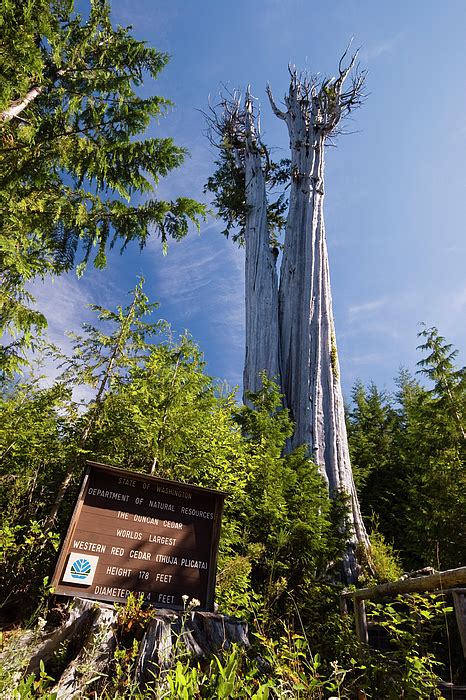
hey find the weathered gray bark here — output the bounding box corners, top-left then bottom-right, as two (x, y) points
(267, 65), (370, 563)
(207, 91), (280, 399)
(342, 566), (466, 602)
(53, 603), (118, 698)
(208, 55), (371, 579)
(136, 609), (249, 686)
(243, 92), (281, 397)
(4, 599), (249, 696)
(267, 78), (323, 455)
(27, 598), (99, 676)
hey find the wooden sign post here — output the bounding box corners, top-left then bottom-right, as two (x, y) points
(51, 462), (225, 611)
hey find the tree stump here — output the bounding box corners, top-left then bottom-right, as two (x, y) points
(53, 602), (118, 698)
(136, 609), (250, 686)
(3, 598), (249, 698)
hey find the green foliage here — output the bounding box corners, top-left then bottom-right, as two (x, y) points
(348, 327), (465, 571)
(86, 333), (236, 478)
(360, 593), (452, 699)
(0, 520), (59, 616)
(1, 3), (462, 693)
(0, 377), (72, 514)
(1, 293), (462, 696)
(7, 660), (56, 700)
(0, 0), (206, 371)
(42, 278), (168, 531)
(369, 530), (403, 584)
(204, 148), (248, 242)
(93, 595), (277, 698)
(330, 334), (338, 378)
(0, 287), (345, 631)
(0, 618), (59, 698)
(99, 595), (348, 700)
(59, 277), (165, 396)
(348, 380), (397, 494)
(0, 372), (71, 616)
(163, 646), (275, 699)
(102, 642), (276, 699)
(115, 593), (156, 635)
(356, 517), (403, 587)
(204, 146), (289, 246)
(417, 324), (466, 440)
(225, 377), (348, 625)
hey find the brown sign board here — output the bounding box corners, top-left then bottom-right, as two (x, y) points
(51, 462), (226, 611)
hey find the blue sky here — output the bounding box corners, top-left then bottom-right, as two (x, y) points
(33, 0), (466, 398)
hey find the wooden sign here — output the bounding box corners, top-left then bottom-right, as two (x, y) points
(51, 462), (225, 611)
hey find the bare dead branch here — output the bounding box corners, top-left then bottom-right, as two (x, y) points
(338, 37), (355, 76)
(203, 86), (273, 176)
(266, 84), (286, 120)
(266, 44), (366, 139)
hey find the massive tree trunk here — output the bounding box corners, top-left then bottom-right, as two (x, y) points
(207, 54), (371, 579)
(207, 91), (281, 398)
(243, 92), (281, 397)
(267, 78), (322, 455)
(267, 66), (371, 565)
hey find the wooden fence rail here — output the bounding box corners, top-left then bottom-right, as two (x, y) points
(340, 566), (466, 655)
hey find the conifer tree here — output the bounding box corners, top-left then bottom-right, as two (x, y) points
(0, 0), (205, 371)
(45, 278), (164, 528)
(417, 324), (465, 441)
(348, 329), (465, 570)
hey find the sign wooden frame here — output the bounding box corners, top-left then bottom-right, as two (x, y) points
(51, 462), (226, 611)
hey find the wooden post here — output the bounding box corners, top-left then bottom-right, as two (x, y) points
(354, 599), (368, 645)
(452, 589), (466, 659)
(341, 568), (466, 655)
(339, 594), (348, 615)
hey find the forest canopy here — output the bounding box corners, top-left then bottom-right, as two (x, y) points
(0, 289), (464, 694)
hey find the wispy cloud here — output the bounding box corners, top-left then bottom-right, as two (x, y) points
(360, 33), (402, 62)
(148, 223), (245, 385)
(345, 352), (385, 366)
(449, 284), (466, 313)
(154, 226), (244, 317)
(347, 297), (386, 320)
(30, 275), (95, 349)
(24, 275), (101, 402)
